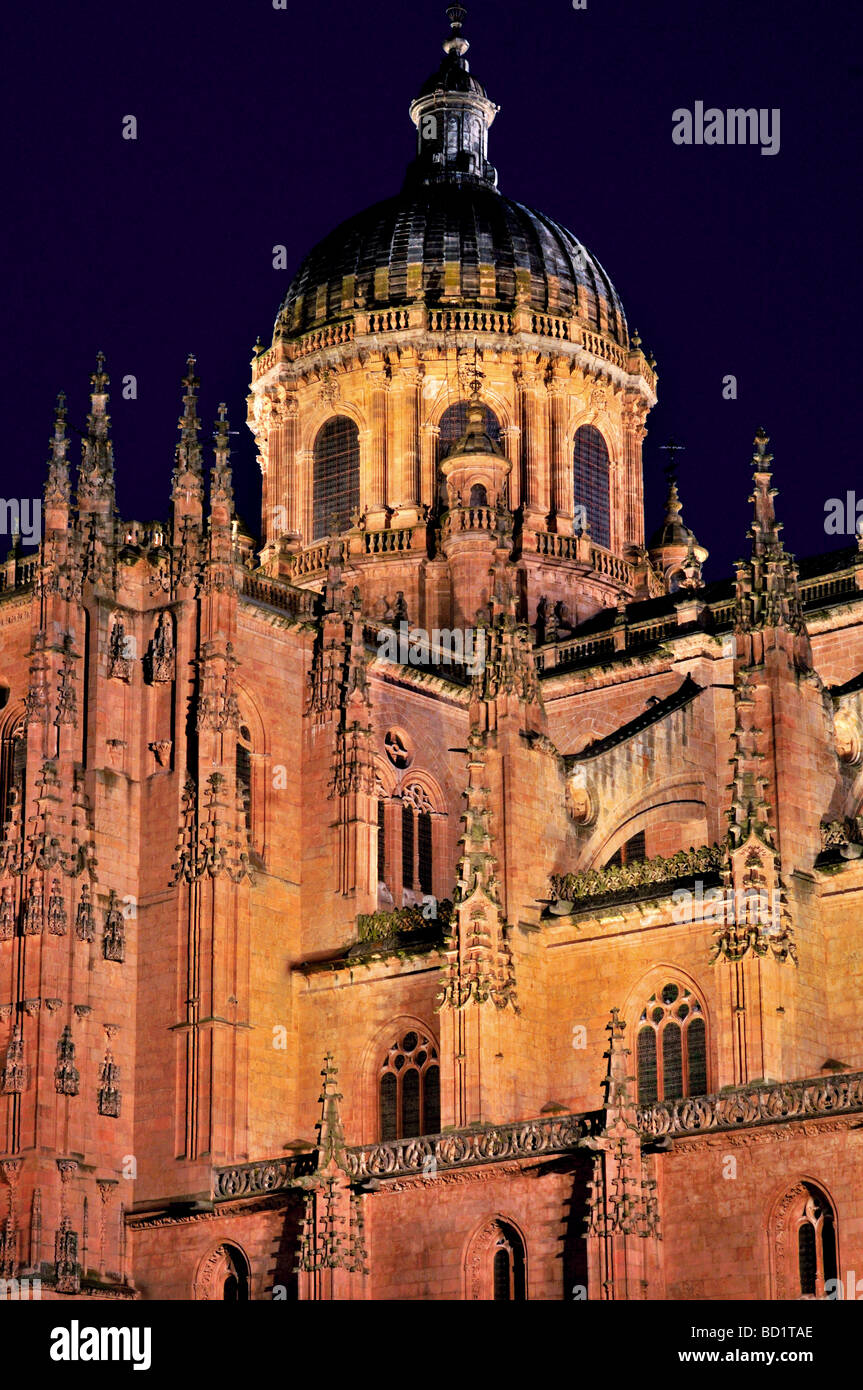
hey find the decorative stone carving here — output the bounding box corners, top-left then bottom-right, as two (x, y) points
(0, 887), (13, 941)
(638, 1070), (863, 1139)
(550, 844), (726, 907)
(107, 616), (133, 680)
(834, 711), (862, 765)
(149, 740), (172, 767)
(22, 880), (43, 936)
(564, 772), (594, 825)
(97, 1049), (121, 1117)
(148, 611), (175, 683)
(102, 891), (125, 963)
(55, 1026), (80, 1096)
(47, 880), (67, 936)
(1, 1027), (27, 1094)
(75, 883), (95, 942)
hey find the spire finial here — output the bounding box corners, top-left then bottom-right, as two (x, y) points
(210, 403), (234, 510)
(660, 435), (685, 486)
(174, 355), (203, 480)
(444, 4), (469, 54)
(752, 426), (773, 473)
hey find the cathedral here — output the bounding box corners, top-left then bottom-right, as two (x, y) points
(2, 4), (862, 1302)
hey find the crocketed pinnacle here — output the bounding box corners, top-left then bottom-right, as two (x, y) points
(210, 404), (234, 509)
(45, 392), (71, 507)
(79, 353), (114, 496)
(315, 1053), (347, 1171)
(735, 429), (805, 635)
(173, 355), (203, 482)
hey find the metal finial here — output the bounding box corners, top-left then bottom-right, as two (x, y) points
(444, 4), (469, 55)
(660, 436), (685, 483)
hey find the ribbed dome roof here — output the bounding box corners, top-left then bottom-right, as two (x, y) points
(278, 183), (628, 345)
(275, 6), (628, 348)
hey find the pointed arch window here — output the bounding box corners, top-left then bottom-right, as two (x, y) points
(236, 722), (253, 837)
(492, 1226), (526, 1301)
(312, 416), (360, 540)
(0, 716), (26, 836)
(573, 424), (610, 549)
(773, 1183), (839, 1299)
(468, 1219), (527, 1300)
(379, 1029), (440, 1140)
(636, 982), (708, 1104)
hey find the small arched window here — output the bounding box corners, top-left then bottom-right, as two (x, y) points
(221, 1246), (250, 1301)
(636, 981), (708, 1104)
(379, 1029), (440, 1140)
(312, 416), (360, 541)
(797, 1188), (838, 1297)
(236, 723), (253, 837)
(573, 424), (611, 550)
(491, 1224), (526, 1301)
(469, 482), (488, 508)
(772, 1183), (839, 1299)
(0, 716), (26, 834)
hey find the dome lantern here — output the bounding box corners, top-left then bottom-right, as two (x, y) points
(406, 4), (499, 190)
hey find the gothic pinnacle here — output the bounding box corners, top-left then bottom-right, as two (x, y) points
(210, 403), (234, 509)
(174, 355), (203, 479)
(45, 391), (71, 506)
(79, 352), (114, 498)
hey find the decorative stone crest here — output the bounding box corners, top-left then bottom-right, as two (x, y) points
(102, 890), (126, 963)
(55, 1026), (80, 1096)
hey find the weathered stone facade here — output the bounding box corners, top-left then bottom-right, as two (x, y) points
(2, 6), (863, 1301)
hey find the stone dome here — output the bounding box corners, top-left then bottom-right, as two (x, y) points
(277, 184), (628, 345)
(275, 5), (628, 348)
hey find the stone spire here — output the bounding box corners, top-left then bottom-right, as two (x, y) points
(406, 5), (500, 190)
(77, 353), (115, 506)
(44, 393), (71, 508)
(437, 727), (518, 1011)
(315, 1053), (347, 1172)
(734, 428), (806, 639)
(210, 404), (234, 510)
(172, 355), (204, 491)
(647, 448), (707, 590)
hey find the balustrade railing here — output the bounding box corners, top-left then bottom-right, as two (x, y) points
(638, 1070), (863, 1139)
(240, 572), (319, 620)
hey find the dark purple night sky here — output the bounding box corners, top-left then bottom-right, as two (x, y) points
(6, 0), (861, 579)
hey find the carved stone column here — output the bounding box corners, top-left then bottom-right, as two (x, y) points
(365, 365), (390, 529)
(392, 368), (422, 525)
(420, 420), (439, 512)
(518, 373), (550, 527)
(548, 378), (571, 532)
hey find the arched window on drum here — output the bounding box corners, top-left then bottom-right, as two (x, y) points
(312, 416), (360, 540)
(572, 424), (611, 550)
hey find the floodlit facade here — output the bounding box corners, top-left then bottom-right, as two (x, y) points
(2, 5), (863, 1301)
